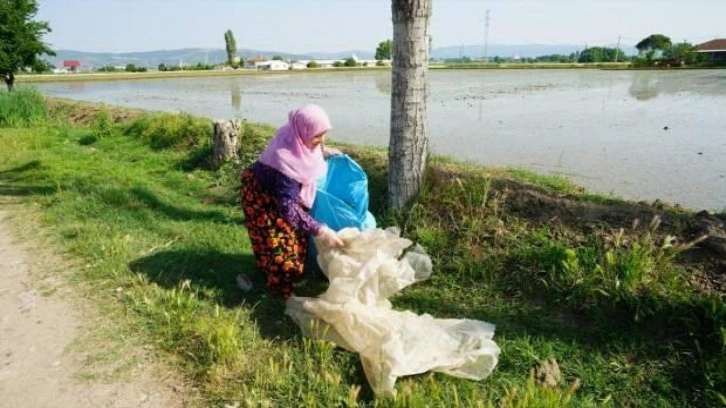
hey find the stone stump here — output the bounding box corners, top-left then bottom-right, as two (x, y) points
(212, 119), (241, 168)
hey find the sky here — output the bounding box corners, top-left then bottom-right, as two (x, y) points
(37, 0), (725, 53)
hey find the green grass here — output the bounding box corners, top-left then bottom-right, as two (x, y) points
(0, 95), (723, 407)
(123, 112), (213, 150)
(15, 66), (391, 85)
(0, 87), (49, 127)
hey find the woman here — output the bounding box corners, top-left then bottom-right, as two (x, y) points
(240, 104), (344, 299)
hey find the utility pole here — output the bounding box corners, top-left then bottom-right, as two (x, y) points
(483, 9), (491, 65)
(614, 35), (621, 62)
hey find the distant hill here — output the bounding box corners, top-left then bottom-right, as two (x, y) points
(48, 43), (637, 69)
(49, 48), (375, 69)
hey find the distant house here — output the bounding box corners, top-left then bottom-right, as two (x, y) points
(244, 55), (267, 69)
(63, 60), (81, 73)
(695, 39), (726, 62)
(255, 60), (289, 71)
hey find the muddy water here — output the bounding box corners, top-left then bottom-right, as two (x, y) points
(35, 69), (726, 211)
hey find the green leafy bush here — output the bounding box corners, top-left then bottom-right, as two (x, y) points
(92, 108), (114, 138)
(124, 113), (212, 150)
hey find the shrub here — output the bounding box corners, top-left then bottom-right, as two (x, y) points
(237, 122), (275, 168)
(0, 87), (49, 127)
(124, 113), (212, 150)
(92, 108), (114, 139)
(551, 216), (702, 317)
(306, 61), (320, 68)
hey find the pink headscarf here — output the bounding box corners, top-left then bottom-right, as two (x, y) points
(259, 104), (331, 208)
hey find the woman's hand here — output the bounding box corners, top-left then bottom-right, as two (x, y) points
(316, 225), (345, 248)
(322, 145), (343, 158)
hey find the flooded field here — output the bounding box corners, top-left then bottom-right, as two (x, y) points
(35, 69), (726, 211)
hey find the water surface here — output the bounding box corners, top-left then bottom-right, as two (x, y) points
(36, 69), (726, 211)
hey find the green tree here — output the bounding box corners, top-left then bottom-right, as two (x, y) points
(30, 59), (52, 73)
(125, 63), (137, 72)
(224, 29), (238, 67)
(664, 42), (698, 65)
(636, 34), (672, 60)
(578, 47), (624, 63)
(97, 65), (116, 72)
(306, 61), (320, 68)
(272, 55), (283, 61)
(375, 39), (393, 60)
(343, 57), (357, 67)
(0, 0), (55, 90)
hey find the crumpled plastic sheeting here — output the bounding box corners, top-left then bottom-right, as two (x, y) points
(285, 227), (500, 396)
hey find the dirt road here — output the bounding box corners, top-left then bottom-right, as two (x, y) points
(0, 209), (185, 408)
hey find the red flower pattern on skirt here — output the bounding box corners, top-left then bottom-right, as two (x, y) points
(240, 169), (308, 299)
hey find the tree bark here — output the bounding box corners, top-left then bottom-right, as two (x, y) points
(4, 72), (15, 91)
(388, 0), (431, 209)
(212, 119), (241, 168)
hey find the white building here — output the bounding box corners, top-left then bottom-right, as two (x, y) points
(255, 60), (290, 70)
(289, 61), (307, 70)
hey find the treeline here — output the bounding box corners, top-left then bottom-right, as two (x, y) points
(444, 46), (631, 64)
(96, 64), (148, 73)
(93, 62), (216, 73)
(157, 62), (215, 72)
(631, 34), (714, 67)
(442, 34), (719, 68)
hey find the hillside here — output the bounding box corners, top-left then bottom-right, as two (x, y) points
(48, 43), (637, 69)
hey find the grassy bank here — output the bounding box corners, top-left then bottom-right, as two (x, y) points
(0, 87), (724, 407)
(430, 62), (632, 70)
(16, 62), (644, 85)
(16, 63), (726, 86)
(16, 66), (390, 84)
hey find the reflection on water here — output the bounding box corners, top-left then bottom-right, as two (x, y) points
(66, 81), (85, 92)
(230, 81), (241, 110)
(629, 73), (659, 101)
(375, 74), (391, 95)
(628, 70), (726, 101)
(34, 70), (726, 211)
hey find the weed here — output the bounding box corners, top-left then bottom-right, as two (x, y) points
(0, 87), (49, 127)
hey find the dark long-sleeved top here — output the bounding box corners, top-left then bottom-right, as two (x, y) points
(251, 161), (322, 235)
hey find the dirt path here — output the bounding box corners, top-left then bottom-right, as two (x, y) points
(0, 209), (186, 408)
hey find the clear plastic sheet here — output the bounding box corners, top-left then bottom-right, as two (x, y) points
(286, 227), (500, 396)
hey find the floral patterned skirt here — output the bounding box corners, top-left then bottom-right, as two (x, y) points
(240, 168), (308, 299)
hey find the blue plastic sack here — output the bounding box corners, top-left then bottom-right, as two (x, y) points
(311, 154), (376, 232)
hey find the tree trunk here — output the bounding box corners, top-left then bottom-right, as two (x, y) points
(212, 119), (241, 168)
(4, 72), (15, 91)
(388, 0), (431, 209)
